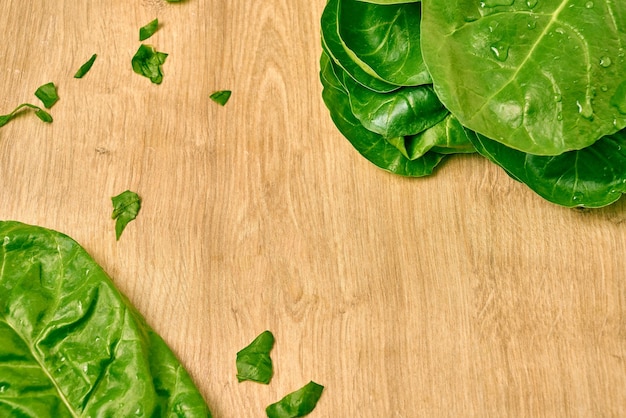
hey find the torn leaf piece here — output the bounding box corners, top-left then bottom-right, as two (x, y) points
(139, 18), (159, 41)
(111, 190), (141, 240)
(132, 44), (168, 84)
(34, 82), (59, 109)
(210, 90), (232, 106)
(0, 103), (52, 128)
(236, 330), (275, 384)
(266, 381), (324, 418)
(74, 54), (97, 78)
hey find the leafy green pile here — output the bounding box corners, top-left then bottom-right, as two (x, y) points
(320, 0), (626, 208)
(0, 221), (212, 417)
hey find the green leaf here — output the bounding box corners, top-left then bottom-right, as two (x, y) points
(321, 0), (399, 93)
(0, 221), (212, 418)
(236, 330), (275, 384)
(34, 82), (59, 109)
(421, 0), (626, 155)
(74, 54), (97, 78)
(338, 0), (430, 86)
(341, 71), (448, 139)
(111, 190), (141, 240)
(470, 128), (626, 208)
(209, 90), (232, 106)
(0, 103), (53, 128)
(34, 108), (53, 123)
(266, 381), (324, 418)
(132, 44), (168, 84)
(139, 18), (159, 41)
(320, 51), (447, 176)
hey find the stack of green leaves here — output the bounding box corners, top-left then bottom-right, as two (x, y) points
(320, 0), (626, 208)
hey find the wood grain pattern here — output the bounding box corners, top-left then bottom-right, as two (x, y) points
(1, 1), (626, 417)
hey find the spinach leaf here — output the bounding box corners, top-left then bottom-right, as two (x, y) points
(236, 330), (275, 384)
(111, 190), (141, 240)
(321, 0), (399, 93)
(74, 54), (97, 79)
(393, 115), (477, 160)
(0, 103), (53, 128)
(0, 221), (212, 418)
(140, 18), (159, 41)
(338, 0), (430, 86)
(421, 0), (626, 155)
(321, 51), (448, 176)
(355, 0), (419, 3)
(34, 82), (59, 109)
(131, 44), (168, 84)
(209, 90), (232, 106)
(265, 381), (324, 418)
(341, 71), (448, 139)
(470, 128), (626, 208)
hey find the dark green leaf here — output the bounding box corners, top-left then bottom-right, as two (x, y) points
(210, 90), (232, 106)
(320, 51), (447, 176)
(421, 0), (626, 155)
(236, 330), (275, 384)
(338, 0), (430, 86)
(111, 190), (141, 240)
(34, 82), (59, 109)
(321, 0), (399, 93)
(74, 54), (97, 78)
(266, 381), (324, 418)
(139, 19), (159, 41)
(470, 128), (626, 208)
(341, 71), (448, 139)
(0, 221), (213, 418)
(132, 44), (168, 84)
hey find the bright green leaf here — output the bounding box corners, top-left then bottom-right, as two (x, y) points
(111, 190), (141, 240)
(236, 330), (275, 384)
(34, 82), (59, 109)
(74, 54), (97, 78)
(0, 221), (213, 418)
(139, 18), (159, 41)
(0, 103), (53, 128)
(209, 90), (232, 106)
(132, 44), (168, 84)
(266, 381), (324, 418)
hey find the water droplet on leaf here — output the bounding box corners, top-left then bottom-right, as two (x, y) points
(526, 0), (538, 8)
(585, 1), (594, 8)
(490, 43), (509, 61)
(600, 56), (612, 67)
(610, 81), (626, 114)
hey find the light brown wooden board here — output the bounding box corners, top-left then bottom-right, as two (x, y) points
(1, 1), (625, 417)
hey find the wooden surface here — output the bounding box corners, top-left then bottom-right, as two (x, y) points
(2, 1), (626, 417)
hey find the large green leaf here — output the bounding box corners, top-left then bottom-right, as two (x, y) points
(321, 0), (399, 93)
(341, 69), (448, 139)
(339, 0), (430, 86)
(320, 51), (447, 176)
(421, 0), (626, 155)
(470, 129), (626, 208)
(355, 0), (420, 4)
(0, 221), (212, 418)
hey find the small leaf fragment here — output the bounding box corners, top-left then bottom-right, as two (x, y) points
(34, 82), (59, 109)
(74, 54), (97, 78)
(111, 190), (142, 240)
(236, 330), (275, 384)
(210, 90), (232, 106)
(266, 381), (324, 418)
(132, 44), (168, 84)
(0, 103), (53, 128)
(139, 18), (159, 41)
